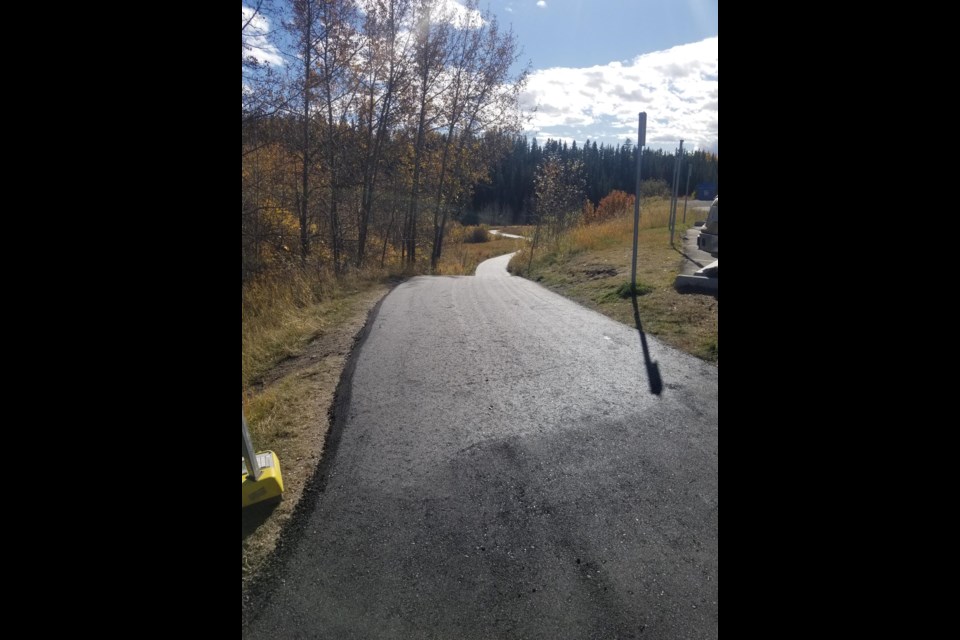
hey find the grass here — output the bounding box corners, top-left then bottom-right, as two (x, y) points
(509, 197), (718, 362)
(436, 226), (526, 275)
(595, 281), (655, 303)
(492, 225), (534, 237)
(242, 275), (383, 453)
(242, 266), (408, 385)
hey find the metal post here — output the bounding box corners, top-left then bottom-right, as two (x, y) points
(682, 164), (692, 223)
(243, 410), (262, 480)
(673, 148), (679, 236)
(667, 150), (675, 242)
(631, 112), (646, 289)
(670, 140), (683, 246)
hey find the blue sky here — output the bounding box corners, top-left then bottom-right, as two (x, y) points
(497, 1), (716, 73)
(243, 1), (718, 152)
(492, 0), (718, 151)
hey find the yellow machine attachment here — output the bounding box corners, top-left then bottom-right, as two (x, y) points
(242, 411), (284, 508)
(242, 450), (284, 507)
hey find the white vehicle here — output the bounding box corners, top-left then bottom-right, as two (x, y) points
(697, 197), (718, 257)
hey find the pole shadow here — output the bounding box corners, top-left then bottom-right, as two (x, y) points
(631, 293), (663, 396)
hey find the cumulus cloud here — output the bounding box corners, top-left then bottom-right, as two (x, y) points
(521, 37), (718, 151)
(242, 5), (282, 67)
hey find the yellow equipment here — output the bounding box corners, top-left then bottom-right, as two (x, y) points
(242, 411), (284, 508)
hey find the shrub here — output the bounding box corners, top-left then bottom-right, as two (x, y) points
(640, 178), (670, 199)
(582, 200), (596, 221)
(464, 226), (490, 243)
(588, 190), (635, 224)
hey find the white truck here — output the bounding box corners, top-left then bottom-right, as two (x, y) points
(696, 197), (718, 257)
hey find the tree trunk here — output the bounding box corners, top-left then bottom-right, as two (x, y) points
(298, 2), (313, 267)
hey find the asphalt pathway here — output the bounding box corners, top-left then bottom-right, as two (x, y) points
(244, 252), (718, 639)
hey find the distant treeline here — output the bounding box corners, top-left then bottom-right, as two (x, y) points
(470, 137), (719, 224)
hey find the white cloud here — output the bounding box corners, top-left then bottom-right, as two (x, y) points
(241, 5), (282, 67)
(436, 0), (484, 29)
(537, 1), (547, 7)
(358, 0), (483, 29)
(521, 37), (718, 151)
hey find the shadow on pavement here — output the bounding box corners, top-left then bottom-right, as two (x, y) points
(631, 293), (663, 396)
(242, 498), (280, 541)
(674, 245), (707, 269)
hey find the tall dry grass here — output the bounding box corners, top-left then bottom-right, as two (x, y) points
(510, 197), (691, 276)
(242, 266), (385, 388)
(567, 197), (674, 251)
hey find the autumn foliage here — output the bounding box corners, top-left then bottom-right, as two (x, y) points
(584, 190), (635, 224)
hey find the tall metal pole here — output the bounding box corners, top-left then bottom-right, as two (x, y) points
(673, 147), (679, 235)
(631, 112), (646, 289)
(670, 140), (684, 246)
(682, 164), (692, 223)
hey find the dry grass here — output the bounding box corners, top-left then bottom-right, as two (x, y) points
(242, 268), (389, 387)
(509, 197), (717, 362)
(568, 197), (677, 248)
(436, 226), (526, 275)
(493, 225), (534, 237)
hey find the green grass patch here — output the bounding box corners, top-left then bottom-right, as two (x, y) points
(595, 281), (653, 303)
(616, 281), (654, 298)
